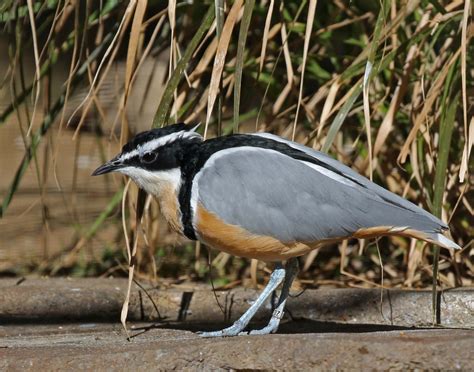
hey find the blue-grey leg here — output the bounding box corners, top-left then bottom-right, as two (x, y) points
(199, 264), (286, 338)
(244, 258), (299, 335)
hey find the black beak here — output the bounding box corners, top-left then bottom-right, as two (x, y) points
(92, 160), (122, 176)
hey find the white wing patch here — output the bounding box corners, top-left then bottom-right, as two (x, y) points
(250, 132), (362, 189)
(301, 161), (358, 188)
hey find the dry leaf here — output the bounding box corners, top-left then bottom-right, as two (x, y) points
(205, 0), (244, 138)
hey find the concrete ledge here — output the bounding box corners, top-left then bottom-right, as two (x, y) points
(0, 278), (473, 327)
(1, 325), (473, 370)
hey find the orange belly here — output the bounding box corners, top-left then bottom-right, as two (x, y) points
(194, 204), (435, 262)
(195, 204), (324, 261)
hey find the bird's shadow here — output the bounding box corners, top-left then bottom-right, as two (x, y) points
(129, 318), (418, 339)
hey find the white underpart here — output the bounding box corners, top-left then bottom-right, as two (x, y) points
(119, 166), (182, 198)
(119, 131), (202, 161)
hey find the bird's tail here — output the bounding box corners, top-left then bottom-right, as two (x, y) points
(424, 232), (462, 250)
(353, 226), (462, 250)
(396, 227), (462, 250)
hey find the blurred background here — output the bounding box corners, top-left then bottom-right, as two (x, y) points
(0, 0), (472, 290)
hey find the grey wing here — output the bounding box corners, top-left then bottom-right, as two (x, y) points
(252, 133), (449, 229)
(194, 147), (447, 244)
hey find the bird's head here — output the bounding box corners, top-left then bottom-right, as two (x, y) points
(92, 122), (202, 194)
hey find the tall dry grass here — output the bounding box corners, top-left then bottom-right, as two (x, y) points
(0, 1), (472, 321)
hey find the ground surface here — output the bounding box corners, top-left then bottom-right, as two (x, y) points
(1, 323), (473, 370)
(0, 278), (473, 370)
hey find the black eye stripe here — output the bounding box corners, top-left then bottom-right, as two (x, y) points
(141, 151), (158, 164)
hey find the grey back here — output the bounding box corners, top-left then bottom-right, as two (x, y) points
(195, 145), (445, 243)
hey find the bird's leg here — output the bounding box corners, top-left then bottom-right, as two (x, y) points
(244, 257), (299, 335)
(199, 263), (286, 338)
(270, 289), (279, 312)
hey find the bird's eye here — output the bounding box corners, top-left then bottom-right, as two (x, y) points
(141, 152), (157, 164)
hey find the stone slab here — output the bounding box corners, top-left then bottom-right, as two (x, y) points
(0, 323), (472, 370)
(0, 278), (473, 328)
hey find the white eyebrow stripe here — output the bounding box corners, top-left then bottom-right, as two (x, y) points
(139, 132), (184, 153)
(118, 130), (202, 162)
(118, 133), (184, 162)
(119, 149), (139, 161)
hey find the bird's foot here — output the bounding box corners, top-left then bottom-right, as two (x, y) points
(198, 320), (246, 338)
(240, 304), (285, 336)
(198, 266), (287, 338)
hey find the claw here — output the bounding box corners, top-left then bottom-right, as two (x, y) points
(247, 319), (280, 336)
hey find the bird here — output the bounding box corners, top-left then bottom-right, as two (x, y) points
(92, 122), (461, 337)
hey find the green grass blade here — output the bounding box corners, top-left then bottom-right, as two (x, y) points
(215, 0), (224, 136)
(84, 188), (124, 241)
(0, 42), (61, 125)
(215, 0), (224, 38)
(427, 0), (446, 14)
(362, 0), (389, 178)
(431, 58), (460, 324)
(0, 93), (64, 217)
(321, 82), (362, 153)
(152, 4), (215, 128)
(233, 0), (255, 133)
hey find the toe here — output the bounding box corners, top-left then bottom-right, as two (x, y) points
(198, 323), (245, 338)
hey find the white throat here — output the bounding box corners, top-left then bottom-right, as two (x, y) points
(120, 167), (182, 197)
